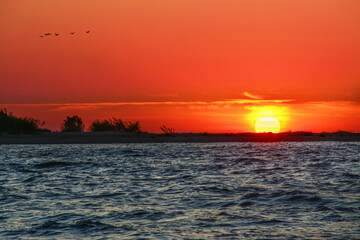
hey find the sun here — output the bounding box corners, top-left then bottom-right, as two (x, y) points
(246, 105), (288, 133)
(255, 117), (281, 133)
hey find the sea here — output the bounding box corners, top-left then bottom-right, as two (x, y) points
(0, 142), (359, 239)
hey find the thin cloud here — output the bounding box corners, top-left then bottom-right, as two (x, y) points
(3, 99), (294, 110)
(243, 92), (262, 100)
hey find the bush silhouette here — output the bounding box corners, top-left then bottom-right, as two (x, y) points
(61, 115), (84, 132)
(90, 120), (114, 131)
(125, 121), (142, 133)
(89, 118), (142, 133)
(0, 108), (49, 134)
(160, 125), (175, 136)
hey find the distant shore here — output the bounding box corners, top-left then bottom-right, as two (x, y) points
(1, 132), (359, 144)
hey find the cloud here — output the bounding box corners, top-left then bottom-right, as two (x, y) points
(2, 98), (294, 111)
(243, 92), (262, 100)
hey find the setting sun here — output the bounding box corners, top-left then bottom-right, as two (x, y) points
(255, 117), (281, 133)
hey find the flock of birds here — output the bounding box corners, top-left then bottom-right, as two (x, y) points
(39, 31), (91, 38)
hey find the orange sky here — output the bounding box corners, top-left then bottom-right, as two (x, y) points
(1, 0), (359, 132)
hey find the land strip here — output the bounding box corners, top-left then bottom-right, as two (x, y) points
(1, 132), (359, 144)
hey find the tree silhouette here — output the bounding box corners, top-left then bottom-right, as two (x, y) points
(0, 108), (49, 134)
(61, 115), (84, 132)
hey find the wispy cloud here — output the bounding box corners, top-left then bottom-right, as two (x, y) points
(3, 99), (294, 111)
(243, 92), (262, 100)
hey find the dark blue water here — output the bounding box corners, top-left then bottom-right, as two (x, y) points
(0, 142), (359, 239)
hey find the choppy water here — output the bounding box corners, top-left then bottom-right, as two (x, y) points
(0, 142), (359, 239)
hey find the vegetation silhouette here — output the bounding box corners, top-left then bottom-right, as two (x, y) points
(125, 121), (142, 133)
(89, 118), (142, 133)
(0, 108), (49, 134)
(61, 115), (85, 132)
(160, 125), (175, 136)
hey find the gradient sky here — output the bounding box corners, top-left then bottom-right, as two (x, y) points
(1, 0), (359, 132)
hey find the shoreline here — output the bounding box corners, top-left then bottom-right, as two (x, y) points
(1, 132), (360, 144)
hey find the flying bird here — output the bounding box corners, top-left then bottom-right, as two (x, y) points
(44, 33), (51, 36)
(55, 33), (59, 36)
(86, 30), (90, 33)
(70, 32), (75, 35)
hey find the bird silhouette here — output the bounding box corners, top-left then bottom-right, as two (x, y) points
(44, 33), (51, 36)
(86, 30), (90, 34)
(55, 33), (59, 36)
(70, 32), (75, 35)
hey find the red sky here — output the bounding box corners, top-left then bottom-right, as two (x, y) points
(1, 0), (359, 132)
